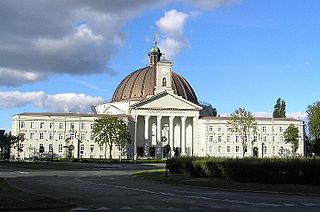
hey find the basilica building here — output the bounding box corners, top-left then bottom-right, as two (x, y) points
(11, 42), (305, 160)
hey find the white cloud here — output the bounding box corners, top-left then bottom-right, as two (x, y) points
(0, 68), (46, 86)
(0, 91), (103, 113)
(156, 9), (189, 59)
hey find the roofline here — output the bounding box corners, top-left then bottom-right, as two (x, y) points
(13, 112), (131, 118)
(200, 116), (303, 122)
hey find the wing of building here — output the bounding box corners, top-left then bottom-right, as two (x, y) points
(11, 41), (305, 160)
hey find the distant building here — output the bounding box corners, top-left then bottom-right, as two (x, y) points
(11, 41), (305, 160)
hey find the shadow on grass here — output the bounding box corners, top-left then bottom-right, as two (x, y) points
(136, 169), (320, 196)
(0, 178), (74, 211)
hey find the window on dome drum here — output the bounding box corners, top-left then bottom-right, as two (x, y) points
(58, 144), (63, 153)
(162, 77), (167, 86)
(40, 122), (44, 129)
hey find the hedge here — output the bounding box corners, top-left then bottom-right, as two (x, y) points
(167, 157), (320, 185)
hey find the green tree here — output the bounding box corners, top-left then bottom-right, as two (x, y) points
(273, 98), (286, 118)
(306, 101), (320, 156)
(283, 124), (299, 155)
(227, 108), (257, 157)
(92, 116), (130, 160)
(0, 131), (19, 161)
(114, 120), (131, 161)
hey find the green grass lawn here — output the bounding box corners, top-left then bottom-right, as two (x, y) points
(0, 178), (74, 210)
(136, 169), (320, 196)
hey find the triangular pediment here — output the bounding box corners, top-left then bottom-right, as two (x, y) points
(131, 91), (202, 111)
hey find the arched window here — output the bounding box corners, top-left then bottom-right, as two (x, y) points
(162, 77), (167, 86)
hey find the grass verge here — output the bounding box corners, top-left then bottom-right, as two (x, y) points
(136, 169), (320, 196)
(0, 178), (74, 211)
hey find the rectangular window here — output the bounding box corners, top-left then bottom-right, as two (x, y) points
(272, 146), (276, 154)
(49, 122), (54, 129)
(80, 134), (85, 141)
(218, 136), (222, 142)
(49, 133), (53, 140)
(262, 126), (266, 132)
(80, 144), (85, 155)
(90, 144), (94, 154)
(263, 145), (267, 155)
(209, 135), (213, 142)
(70, 123), (75, 129)
(59, 122), (64, 129)
(272, 136), (275, 142)
(30, 132), (34, 140)
(81, 123), (85, 130)
(227, 136), (230, 142)
(227, 146), (231, 153)
(69, 133), (75, 140)
(236, 136), (239, 142)
(236, 146), (240, 153)
(91, 123), (94, 129)
(253, 136), (257, 142)
(20, 122), (25, 128)
(218, 126), (221, 132)
(263, 136), (267, 143)
(218, 146), (222, 153)
(90, 134), (94, 141)
(30, 122), (35, 129)
(137, 147), (144, 157)
(40, 122), (45, 129)
(279, 126), (283, 132)
(58, 144), (63, 153)
(208, 125), (213, 132)
(40, 132), (44, 140)
(209, 146), (213, 153)
(280, 136), (284, 142)
(59, 133), (63, 140)
(49, 144), (53, 153)
(100, 145), (103, 152)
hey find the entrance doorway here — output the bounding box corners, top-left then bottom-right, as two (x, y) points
(253, 147), (258, 157)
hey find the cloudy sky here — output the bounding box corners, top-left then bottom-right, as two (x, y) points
(1, 0), (319, 131)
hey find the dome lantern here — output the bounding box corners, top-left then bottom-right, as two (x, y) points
(148, 33), (162, 66)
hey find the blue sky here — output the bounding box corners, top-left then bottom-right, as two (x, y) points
(1, 0), (319, 131)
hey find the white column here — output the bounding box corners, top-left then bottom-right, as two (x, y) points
(144, 115), (150, 140)
(192, 117), (197, 156)
(169, 116), (174, 148)
(156, 116), (162, 143)
(181, 116), (186, 155)
(134, 115), (138, 161)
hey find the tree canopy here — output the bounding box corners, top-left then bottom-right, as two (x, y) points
(273, 98), (286, 118)
(307, 101), (320, 139)
(227, 108), (257, 157)
(92, 116), (131, 160)
(0, 131), (22, 161)
(283, 123), (299, 155)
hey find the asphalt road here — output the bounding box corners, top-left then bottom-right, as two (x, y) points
(1, 163), (320, 211)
